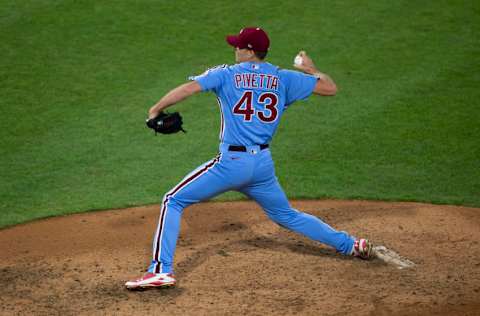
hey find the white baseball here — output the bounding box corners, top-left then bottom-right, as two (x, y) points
(294, 55), (303, 66)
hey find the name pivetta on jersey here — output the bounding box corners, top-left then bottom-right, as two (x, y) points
(189, 62), (317, 146)
(234, 72), (279, 90)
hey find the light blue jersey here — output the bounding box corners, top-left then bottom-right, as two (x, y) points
(147, 62), (356, 275)
(190, 62), (317, 145)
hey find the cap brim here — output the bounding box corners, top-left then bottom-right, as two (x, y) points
(226, 35), (239, 47)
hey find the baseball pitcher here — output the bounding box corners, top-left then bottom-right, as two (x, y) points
(126, 27), (374, 290)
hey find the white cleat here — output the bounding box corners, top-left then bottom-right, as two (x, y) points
(125, 272), (176, 290)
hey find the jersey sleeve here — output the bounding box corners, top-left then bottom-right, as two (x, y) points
(280, 69), (317, 106)
(188, 65), (227, 93)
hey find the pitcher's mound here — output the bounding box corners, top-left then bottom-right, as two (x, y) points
(1, 200), (479, 315)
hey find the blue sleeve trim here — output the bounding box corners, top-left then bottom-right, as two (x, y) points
(303, 74), (318, 99)
(187, 64), (228, 92)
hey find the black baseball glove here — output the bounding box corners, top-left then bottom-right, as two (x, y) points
(146, 111), (186, 134)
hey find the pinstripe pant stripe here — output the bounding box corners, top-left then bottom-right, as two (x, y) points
(152, 154), (221, 273)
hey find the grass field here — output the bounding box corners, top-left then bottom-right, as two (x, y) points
(1, 0), (479, 228)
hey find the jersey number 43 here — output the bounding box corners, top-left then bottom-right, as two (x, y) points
(232, 90), (279, 123)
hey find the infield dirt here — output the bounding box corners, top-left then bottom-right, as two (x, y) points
(1, 200), (479, 315)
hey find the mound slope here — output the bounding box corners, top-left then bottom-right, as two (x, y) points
(1, 200), (479, 315)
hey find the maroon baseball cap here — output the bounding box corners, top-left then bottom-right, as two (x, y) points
(226, 27), (270, 52)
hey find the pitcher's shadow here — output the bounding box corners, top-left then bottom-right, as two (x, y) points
(175, 232), (354, 280)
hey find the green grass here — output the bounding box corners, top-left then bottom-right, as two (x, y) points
(1, 0), (479, 228)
